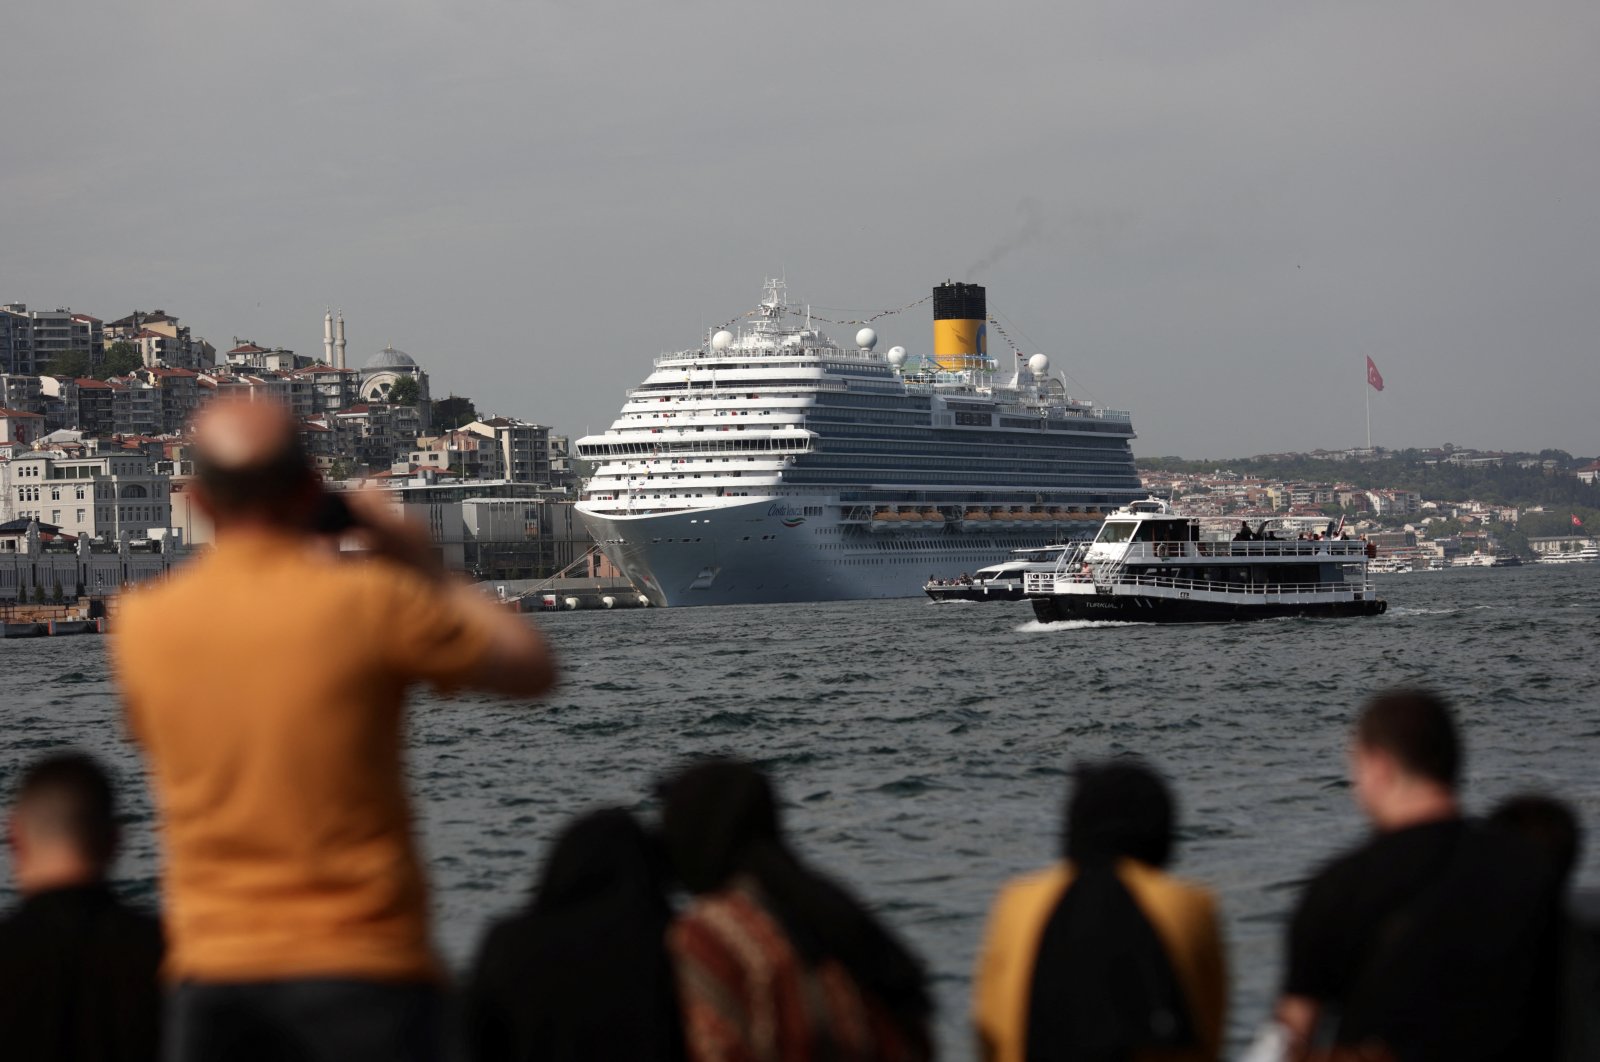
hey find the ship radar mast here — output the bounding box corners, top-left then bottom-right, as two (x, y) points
(758, 277), (787, 324)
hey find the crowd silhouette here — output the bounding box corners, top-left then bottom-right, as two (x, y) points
(1, 401), (1593, 1061)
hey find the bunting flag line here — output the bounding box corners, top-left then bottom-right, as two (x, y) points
(986, 316), (1027, 358)
(782, 294), (932, 327)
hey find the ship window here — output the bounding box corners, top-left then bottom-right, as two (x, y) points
(1096, 521), (1135, 543)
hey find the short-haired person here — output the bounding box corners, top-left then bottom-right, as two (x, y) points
(0, 752), (164, 1062)
(112, 398), (555, 1061)
(973, 760), (1226, 1062)
(1278, 689), (1562, 1061)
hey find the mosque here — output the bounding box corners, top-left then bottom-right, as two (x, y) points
(321, 310), (432, 411)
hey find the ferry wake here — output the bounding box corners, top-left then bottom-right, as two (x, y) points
(575, 280), (1144, 607)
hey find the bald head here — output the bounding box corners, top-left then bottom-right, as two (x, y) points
(191, 399), (319, 526)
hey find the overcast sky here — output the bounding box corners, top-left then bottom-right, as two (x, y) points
(5, 1), (1597, 458)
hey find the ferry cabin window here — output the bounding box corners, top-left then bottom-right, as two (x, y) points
(1096, 521), (1136, 543)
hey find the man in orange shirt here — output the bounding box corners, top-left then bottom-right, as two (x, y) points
(113, 399), (555, 1061)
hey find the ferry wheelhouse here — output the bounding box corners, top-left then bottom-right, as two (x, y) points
(1024, 500), (1387, 623)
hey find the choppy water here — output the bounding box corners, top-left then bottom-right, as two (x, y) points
(3, 563), (1598, 1058)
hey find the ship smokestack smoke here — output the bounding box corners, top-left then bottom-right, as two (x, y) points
(966, 199), (1047, 276)
(932, 281), (987, 371)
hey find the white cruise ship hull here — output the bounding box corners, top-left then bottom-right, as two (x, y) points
(579, 498), (1087, 607)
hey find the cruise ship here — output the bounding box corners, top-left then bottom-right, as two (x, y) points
(574, 280), (1145, 606)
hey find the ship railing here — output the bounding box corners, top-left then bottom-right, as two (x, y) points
(1112, 541), (1370, 561)
(1026, 570), (1372, 597)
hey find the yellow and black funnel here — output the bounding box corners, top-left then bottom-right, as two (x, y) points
(932, 281), (987, 371)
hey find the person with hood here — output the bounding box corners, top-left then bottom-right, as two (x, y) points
(464, 808), (685, 1061)
(659, 759), (932, 1062)
(972, 760), (1226, 1062)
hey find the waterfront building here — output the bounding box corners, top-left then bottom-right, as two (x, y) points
(0, 448), (171, 543)
(367, 471), (587, 578)
(0, 518), (178, 600)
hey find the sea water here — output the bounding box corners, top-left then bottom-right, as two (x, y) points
(2, 563), (1597, 1057)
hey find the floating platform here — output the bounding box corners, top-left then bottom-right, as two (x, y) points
(0, 617), (104, 638)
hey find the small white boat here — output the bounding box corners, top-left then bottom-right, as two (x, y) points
(925, 545), (1071, 602)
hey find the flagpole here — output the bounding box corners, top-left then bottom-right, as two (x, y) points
(1365, 377), (1371, 450)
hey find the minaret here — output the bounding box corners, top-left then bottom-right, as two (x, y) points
(323, 310), (335, 365)
(335, 311), (347, 370)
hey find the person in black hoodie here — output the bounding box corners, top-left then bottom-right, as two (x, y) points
(658, 758), (933, 1061)
(0, 751), (164, 1062)
(463, 807), (685, 1061)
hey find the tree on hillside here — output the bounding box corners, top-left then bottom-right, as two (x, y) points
(386, 375), (421, 406)
(432, 394), (478, 429)
(99, 340), (143, 378)
(45, 349), (94, 378)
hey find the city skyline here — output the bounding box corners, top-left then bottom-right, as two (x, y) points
(5, 1), (1597, 457)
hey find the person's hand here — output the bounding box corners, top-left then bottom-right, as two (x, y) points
(342, 491), (446, 581)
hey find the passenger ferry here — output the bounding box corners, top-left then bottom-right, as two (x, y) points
(1540, 541), (1600, 564)
(1024, 500), (1387, 623)
(575, 280), (1144, 606)
(924, 545), (1070, 602)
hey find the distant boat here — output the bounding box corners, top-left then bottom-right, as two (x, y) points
(1450, 553), (1522, 568)
(925, 545), (1070, 602)
(1539, 542), (1599, 564)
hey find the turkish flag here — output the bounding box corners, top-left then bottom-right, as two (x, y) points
(1574, 514), (1584, 528)
(1366, 356), (1384, 392)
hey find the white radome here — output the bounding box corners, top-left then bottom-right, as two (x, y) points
(712, 330), (734, 351)
(855, 327), (878, 350)
(886, 346), (907, 369)
(1028, 353), (1050, 375)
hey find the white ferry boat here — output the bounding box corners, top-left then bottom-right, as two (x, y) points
(1024, 500), (1387, 623)
(924, 545), (1071, 603)
(1539, 542), (1599, 564)
(575, 280), (1144, 606)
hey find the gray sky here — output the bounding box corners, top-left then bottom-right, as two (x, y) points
(5, 1), (1597, 458)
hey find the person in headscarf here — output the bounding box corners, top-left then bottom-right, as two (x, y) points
(972, 761), (1226, 1062)
(659, 759), (933, 1062)
(464, 808), (685, 1062)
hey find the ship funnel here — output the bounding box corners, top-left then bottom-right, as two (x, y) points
(932, 281), (987, 371)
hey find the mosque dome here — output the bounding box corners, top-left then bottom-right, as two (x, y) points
(364, 345), (418, 371)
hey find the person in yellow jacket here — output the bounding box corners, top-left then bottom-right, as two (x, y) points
(972, 761), (1226, 1062)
